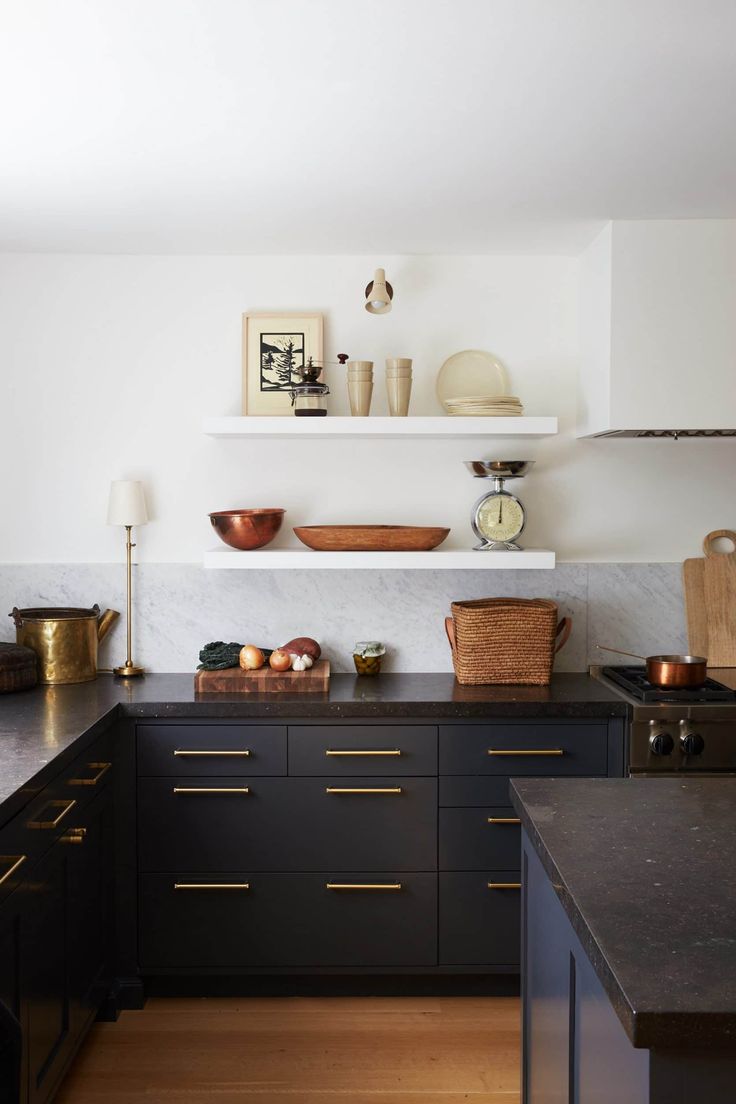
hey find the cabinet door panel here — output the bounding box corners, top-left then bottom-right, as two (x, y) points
(439, 724), (608, 776)
(137, 724), (287, 777)
(288, 726), (437, 776)
(138, 777), (436, 872)
(439, 871), (521, 966)
(440, 808), (521, 870)
(139, 872), (437, 968)
(0, 888), (24, 1104)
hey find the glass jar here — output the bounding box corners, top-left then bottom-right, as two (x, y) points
(290, 382), (329, 417)
(353, 641), (386, 675)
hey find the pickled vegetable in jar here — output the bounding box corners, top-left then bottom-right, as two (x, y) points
(353, 640), (386, 675)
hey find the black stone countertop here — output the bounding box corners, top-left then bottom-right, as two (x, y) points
(0, 672), (626, 823)
(512, 777), (736, 1050)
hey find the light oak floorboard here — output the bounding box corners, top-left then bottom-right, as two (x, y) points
(57, 996), (520, 1102)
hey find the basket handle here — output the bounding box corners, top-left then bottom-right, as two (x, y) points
(554, 617), (572, 653)
(445, 616), (456, 655)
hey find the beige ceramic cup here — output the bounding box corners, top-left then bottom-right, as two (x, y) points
(386, 374), (412, 416)
(348, 379), (374, 416)
(386, 358), (412, 371)
(348, 360), (373, 374)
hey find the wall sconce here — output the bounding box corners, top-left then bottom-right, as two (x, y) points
(365, 268), (393, 315)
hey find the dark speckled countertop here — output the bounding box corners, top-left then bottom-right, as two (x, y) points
(512, 777), (736, 1050)
(0, 672), (625, 822)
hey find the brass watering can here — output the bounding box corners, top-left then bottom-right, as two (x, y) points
(11, 605), (120, 685)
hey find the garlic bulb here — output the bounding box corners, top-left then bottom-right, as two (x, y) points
(292, 655), (307, 672)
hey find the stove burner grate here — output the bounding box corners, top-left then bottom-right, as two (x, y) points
(602, 665), (736, 703)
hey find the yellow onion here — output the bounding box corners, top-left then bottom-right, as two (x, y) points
(239, 644), (265, 670)
(269, 649), (292, 672)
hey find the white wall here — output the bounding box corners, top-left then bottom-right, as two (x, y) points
(1, 252), (734, 565)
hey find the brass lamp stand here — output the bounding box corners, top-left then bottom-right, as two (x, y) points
(107, 480), (147, 677)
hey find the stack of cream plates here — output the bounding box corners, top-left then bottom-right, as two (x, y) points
(444, 395), (524, 416)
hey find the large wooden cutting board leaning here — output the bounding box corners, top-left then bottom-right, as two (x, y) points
(683, 530), (736, 667)
(194, 659), (330, 693)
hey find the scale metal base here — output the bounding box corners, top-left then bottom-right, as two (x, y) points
(473, 539), (522, 551)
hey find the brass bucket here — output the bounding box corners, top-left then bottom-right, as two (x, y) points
(11, 605), (120, 685)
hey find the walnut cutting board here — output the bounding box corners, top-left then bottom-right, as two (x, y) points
(683, 530), (736, 667)
(194, 659), (330, 694)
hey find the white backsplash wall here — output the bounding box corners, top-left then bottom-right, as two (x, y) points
(0, 563), (687, 674)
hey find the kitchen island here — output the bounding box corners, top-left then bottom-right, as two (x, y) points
(512, 777), (736, 1103)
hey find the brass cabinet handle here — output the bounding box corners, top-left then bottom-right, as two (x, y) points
(487, 748), (564, 757)
(0, 855), (27, 886)
(326, 882), (402, 891)
(69, 761), (112, 786)
(325, 787), (402, 794)
(174, 749), (251, 757)
(28, 799), (77, 829)
(173, 787), (250, 794)
(174, 882), (250, 890)
(61, 828), (86, 845)
(325, 749), (401, 757)
(488, 882), (522, 890)
(487, 817), (521, 825)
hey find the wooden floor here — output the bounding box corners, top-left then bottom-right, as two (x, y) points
(56, 996), (521, 1103)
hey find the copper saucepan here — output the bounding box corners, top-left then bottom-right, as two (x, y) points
(596, 645), (708, 689)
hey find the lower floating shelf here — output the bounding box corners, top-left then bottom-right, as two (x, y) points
(203, 547), (556, 570)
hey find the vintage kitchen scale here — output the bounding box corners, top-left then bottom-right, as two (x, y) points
(464, 460), (534, 550)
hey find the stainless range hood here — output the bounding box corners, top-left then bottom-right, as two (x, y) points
(578, 221), (736, 440)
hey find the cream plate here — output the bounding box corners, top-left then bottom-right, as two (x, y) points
(436, 351), (509, 411)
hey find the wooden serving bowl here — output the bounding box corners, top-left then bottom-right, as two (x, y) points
(293, 525), (451, 552)
(209, 509), (285, 550)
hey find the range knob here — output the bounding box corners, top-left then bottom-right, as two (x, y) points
(680, 731), (705, 756)
(649, 731), (674, 756)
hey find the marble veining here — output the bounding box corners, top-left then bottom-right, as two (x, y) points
(0, 562), (686, 674)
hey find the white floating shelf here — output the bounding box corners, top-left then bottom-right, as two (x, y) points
(203, 547), (556, 570)
(203, 416), (557, 439)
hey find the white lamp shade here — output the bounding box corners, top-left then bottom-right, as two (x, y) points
(365, 267), (393, 315)
(107, 480), (148, 526)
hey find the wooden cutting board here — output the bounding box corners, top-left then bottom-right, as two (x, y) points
(683, 530), (736, 666)
(194, 659), (330, 694)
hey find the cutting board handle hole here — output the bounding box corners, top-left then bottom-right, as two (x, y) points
(704, 530), (736, 557)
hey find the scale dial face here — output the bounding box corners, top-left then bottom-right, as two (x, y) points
(473, 491), (525, 546)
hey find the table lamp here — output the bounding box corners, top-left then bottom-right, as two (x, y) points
(107, 480), (148, 677)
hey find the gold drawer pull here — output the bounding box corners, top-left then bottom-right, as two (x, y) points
(325, 749), (401, 757)
(326, 882), (402, 891)
(487, 817), (521, 825)
(61, 828), (86, 845)
(488, 882), (522, 890)
(29, 799), (77, 829)
(325, 787), (402, 794)
(173, 787), (250, 795)
(0, 855), (26, 886)
(69, 761), (111, 786)
(487, 748), (564, 757)
(174, 749), (251, 757)
(174, 882), (250, 890)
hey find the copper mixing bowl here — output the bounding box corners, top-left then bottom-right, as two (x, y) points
(209, 509), (285, 550)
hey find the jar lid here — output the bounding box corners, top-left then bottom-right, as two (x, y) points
(353, 641), (386, 657)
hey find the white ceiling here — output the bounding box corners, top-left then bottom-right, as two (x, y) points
(1, 0), (735, 254)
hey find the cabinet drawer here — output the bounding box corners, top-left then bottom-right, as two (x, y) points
(440, 808), (521, 871)
(439, 871), (521, 966)
(139, 872), (437, 968)
(439, 723), (608, 776)
(137, 724), (286, 776)
(288, 725), (437, 776)
(439, 777), (515, 806)
(138, 777), (437, 872)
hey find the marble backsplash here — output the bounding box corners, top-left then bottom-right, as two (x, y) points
(0, 563), (688, 674)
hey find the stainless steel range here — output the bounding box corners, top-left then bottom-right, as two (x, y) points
(592, 665), (736, 773)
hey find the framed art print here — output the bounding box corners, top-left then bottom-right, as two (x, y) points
(242, 312), (324, 414)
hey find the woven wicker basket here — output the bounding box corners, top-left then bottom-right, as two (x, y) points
(445, 598), (572, 686)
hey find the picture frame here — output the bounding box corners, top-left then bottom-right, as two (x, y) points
(242, 312), (324, 415)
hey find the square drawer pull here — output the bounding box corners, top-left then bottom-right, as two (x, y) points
(172, 787), (250, 795)
(28, 799), (77, 829)
(174, 749), (251, 757)
(326, 882), (402, 891)
(69, 761), (112, 785)
(325, 787), (402, 795)
(488, 881), (522, 890)
(174, 882), (250, 890)
(487, 748), (564, 757)
(325, 749), (401, 757)
(0, 855), (26, 886)
(487, 817), (521, 825)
